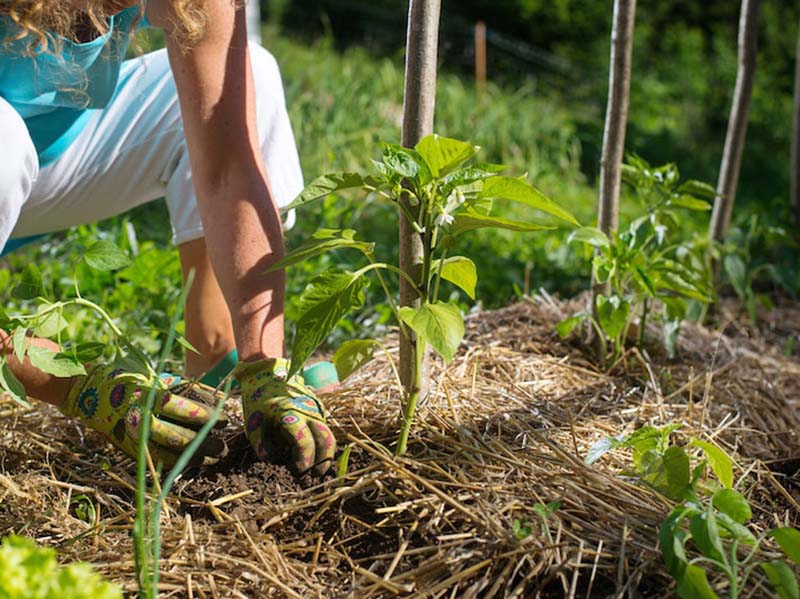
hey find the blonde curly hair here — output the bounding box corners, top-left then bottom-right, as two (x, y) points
(1, 0), (208, 53)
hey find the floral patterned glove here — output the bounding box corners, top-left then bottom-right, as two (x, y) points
(235, 357), (336, 475)
(60, 365), (227, 467)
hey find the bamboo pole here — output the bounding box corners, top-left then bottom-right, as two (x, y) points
(791, 17), (800, 225)
(709, 0), (760, 243)
(591, 0), (636, 362)
(398, 0), (441, 429)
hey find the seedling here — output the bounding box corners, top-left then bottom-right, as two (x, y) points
(272, 134), (577, 454)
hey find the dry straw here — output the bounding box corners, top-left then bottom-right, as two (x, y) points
(1, 294), (798, 598)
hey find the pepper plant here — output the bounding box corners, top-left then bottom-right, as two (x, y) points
(271, 134), (577, 454)
(589, 425), (800, 598)
(560, 156), (714, 364)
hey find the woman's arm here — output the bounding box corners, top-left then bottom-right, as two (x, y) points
(148, 0), (284, 362)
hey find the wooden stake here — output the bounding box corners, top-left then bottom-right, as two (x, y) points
(709, 0), (760, 243)
(791, 17), (800, 224)
(399, 0), (442, 407)
(475, 21), (487, 95)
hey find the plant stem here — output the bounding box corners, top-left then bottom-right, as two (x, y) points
(638, 297), (648, 347)
(368, 261), (411, 340)
(396, 327), (425, 456)
(431, 247), (448, 302)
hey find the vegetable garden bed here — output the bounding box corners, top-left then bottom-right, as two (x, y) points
(1, 295), (798, 598)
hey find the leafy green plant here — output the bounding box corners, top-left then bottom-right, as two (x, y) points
(513, 501), (560, 541)
(0, 535), (122, 599)
(560, 156), (714, 364)
(589, 425), (800, 598)
(718, 214), (798, 324)
(271, 134), (577, 454)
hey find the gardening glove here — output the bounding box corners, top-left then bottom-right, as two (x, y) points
(61, 365), (228, 467)
(235, 357), (336, 476)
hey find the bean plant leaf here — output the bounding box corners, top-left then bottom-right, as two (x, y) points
(290, 270), (369, 378)
(771, 528), (800, 565)
(73, 342), (107, 363)
(449, 211), (555, 237)
(723, 255), (747, 299)
(398, 302), (464, 363)
(760, 561), (800, 599)
(27, 347), (86, 377)
(712, 489), (751, 524)
(11, 263), (45, 300)
(690, 439), (733, 489)
(677, 564), (720, 599)
(287, 173), (370, 209)
(12, 327), (26, 363)
(415, 135), (479, 177)
(432, 256), (477, 299)
(33, 308), (68, 338)
(595, 294), (630, 339)
(568, 227), (610, 249)
(0, 360), (28, 407)
(480, 176), (579, 225)
(333, 339), (378, 381)
(267, 229), (374, 272)
(82, 240), (132, 271)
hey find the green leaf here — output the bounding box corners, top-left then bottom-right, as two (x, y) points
(585, 435), (624, 464)
(761, 561), (800, 599)
(12, 327), (26, 363)
(415, 135), (479, 177)
(398, 302), (465, 363)
(11, 263), (45, 300)
(333, 339), (378, 381)
(287, 172), (369, 209)
(670, 195), (712, 211)
(381, 144), (432, 183)
(595, 294), (630, 339)
(676, 564), (720, 599)
(533, 501), (560, 519)
(660, 508), (690, 578)
(678, 180), (718, 200)
(712, 489), (751, 524)
(689, 513), (725, 563)
(723, 255), (747, 299)
(290, 270), (369, 378)
(663, 446), (691, 500)
(557, 312), (588, 339)
(268, 229), (375, 272)
(432, 256), (477, 299)
(771, 528), (800, 565)
(567, 227), (610, 249)
(0, 360), (28, 407)
(632, 266), (657, 297)
(480, 176), (579, 225)
(27, 347), (86, 377)
(336, 443), (353, 478)
(690, 439), (733, 489)
(449, 211), (555, 237)
(73, 342), (106, 363)
(82, 240), (132, 271)
(33, 307), (68, 338)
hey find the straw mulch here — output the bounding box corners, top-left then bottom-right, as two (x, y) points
(1, 294), (799, 598)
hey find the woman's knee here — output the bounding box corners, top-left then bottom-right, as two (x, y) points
(0, 99), (38, 247)
(0, 99), (38, 206)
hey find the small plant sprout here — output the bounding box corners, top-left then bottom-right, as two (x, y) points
(270, 134), (577, 455)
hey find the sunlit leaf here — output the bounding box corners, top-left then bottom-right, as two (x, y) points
(333, 339), (378, 381)
(690, 438), (733, 489)
(82, 240), (132, 271)
(415, 134), (479, 177)
(0, 360), (28, 407)
(760, 561), (799, 599)
(432, 256), (477, 299)
(398, 302), (464, 363)
(27, 347), (86, 377)
(287, 172), (370, 209)
(568, 227), (610, 249)
(712, 489), (751, 524)
(267, 229), (374, 272)
(771, 528), (800, 565)
(449, 211), (555, 237)
(480, 176), (578, 225)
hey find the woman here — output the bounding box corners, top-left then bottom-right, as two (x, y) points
(0, 0), (336, 475)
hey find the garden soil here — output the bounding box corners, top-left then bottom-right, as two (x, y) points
(1, 294), (798, 598)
